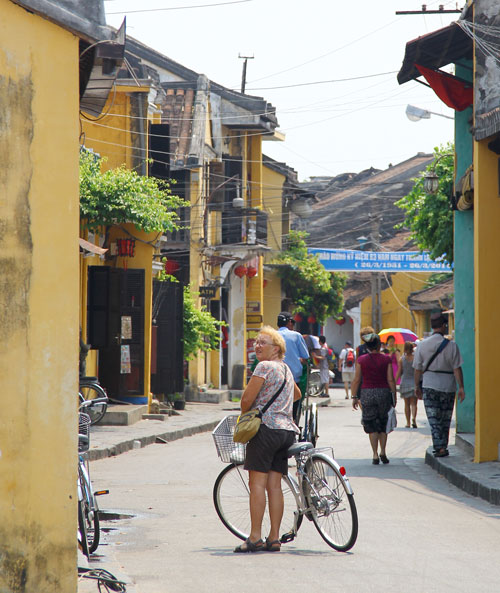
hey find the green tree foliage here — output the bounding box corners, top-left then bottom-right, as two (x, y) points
(395, 145), (454, 265)
(182, 285), (225, 360)
(79, 150), (187, 233)
(273, 230), (347, 325)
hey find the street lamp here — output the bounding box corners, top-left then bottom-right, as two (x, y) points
(423, 152), (454, 195)
(406, 104), (454, 122)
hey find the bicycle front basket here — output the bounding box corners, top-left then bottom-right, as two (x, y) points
(78, 412), (91, 453)
(212, 415), (246, 464)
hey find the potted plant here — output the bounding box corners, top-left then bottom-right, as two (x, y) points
(172, 392), (185, 411)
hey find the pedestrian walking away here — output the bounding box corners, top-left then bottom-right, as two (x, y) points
(339, 341), (356, 399)
(316, 335), (331, 397)
(413, 312), (465, 458)
(396, 341), (418, 428)
(351, 332), (397, 465)
(384, 335), (402, 386)
(277, 312), (310, 422)
(234, 326), (301, 553)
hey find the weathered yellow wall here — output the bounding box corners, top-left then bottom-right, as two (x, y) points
(262, 164), (285, 327)
(360, 272), (430, 335)
(474, 139), (500, 461)
(0, 2), (79, 590)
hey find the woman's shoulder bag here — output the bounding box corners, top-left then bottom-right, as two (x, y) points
(233, 365), (288, 444)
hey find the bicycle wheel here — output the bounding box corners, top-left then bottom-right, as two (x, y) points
(79, 463), (100, 553)
(304, 454), (358, 551)
(213, 464), (302, 541)
(307, 406), (319, 447)
(78, 499), (90, 558)
(79, 383), (108, 425)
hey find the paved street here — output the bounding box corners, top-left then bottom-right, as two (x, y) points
(81, 390), (500, 593)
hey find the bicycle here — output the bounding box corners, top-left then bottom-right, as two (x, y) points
(212, 416), (358, 552)
(79, 376), (109, 425)
(297, 361), (319, 446)
(78, 401), (108, 557)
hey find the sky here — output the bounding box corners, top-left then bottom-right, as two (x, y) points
(104, 0), (460, 182)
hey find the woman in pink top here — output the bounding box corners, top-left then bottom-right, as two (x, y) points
(351, 333), (397, 465)
(234, 326), (301, 553)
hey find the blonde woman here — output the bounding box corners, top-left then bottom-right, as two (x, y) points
(234, 326), (301, 553)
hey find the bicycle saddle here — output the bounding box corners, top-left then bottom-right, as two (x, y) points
(287, 442), (314, 457)
(80, 376), (99, 383)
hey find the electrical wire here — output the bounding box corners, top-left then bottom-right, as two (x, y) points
(107, 0), (252, 15)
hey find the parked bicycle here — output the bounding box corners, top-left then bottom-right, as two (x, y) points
(79, 376), (109, 425)
(297, 361), (319, 446)
(212, 416), (358, 552)
(78, 400), (108, 557)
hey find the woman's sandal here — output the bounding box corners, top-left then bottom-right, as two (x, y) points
(265, 538), (281, 552)
(379, 454), (390, 464)
(372, 457), (380, 465)
(233, 538), (265, 553)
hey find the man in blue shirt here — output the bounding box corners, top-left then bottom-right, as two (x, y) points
(277, 312), (310, 422)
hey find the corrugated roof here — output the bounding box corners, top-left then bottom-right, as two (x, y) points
(397, 22), (472, 85)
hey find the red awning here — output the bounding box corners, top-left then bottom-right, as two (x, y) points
(415, 64), (472, 111)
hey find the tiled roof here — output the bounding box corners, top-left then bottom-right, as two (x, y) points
(299, 153), (433, 251)
(408, 277), (454, 310)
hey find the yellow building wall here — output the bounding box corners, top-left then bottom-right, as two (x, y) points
(0, 2), (79, 590)
(474, 139), (500, 461)
(262, 165), (286, 327)
(81, 85), (150, 170)
(360, 272), (430, 337)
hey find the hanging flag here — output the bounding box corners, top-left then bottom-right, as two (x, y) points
(416, 64), (472, 111)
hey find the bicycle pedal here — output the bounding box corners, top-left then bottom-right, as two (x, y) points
(280, 531), (295, 544)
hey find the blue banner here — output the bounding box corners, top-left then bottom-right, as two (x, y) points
(309, 248), (453, 273)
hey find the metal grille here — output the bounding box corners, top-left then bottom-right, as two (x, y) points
(212, 415), (246, 464)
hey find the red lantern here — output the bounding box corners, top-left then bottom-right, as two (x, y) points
(307, 315), (316, 324)
(234, 265), (247, 278)
(164, 259), (180, 274)
(335, 317), (346, 326)
(263, 279), (268, 288)
(294, 313), (303, 322)
(246, 265), (257, 278)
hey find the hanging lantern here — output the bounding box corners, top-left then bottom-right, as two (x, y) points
(117, 238), (136, 257)
(164, 259), (180, 274)
(307, 314), (316, 324)
(335, 317), (346, 325)
(294, 313), (303, 322)
(246, 265), (257, 278)
(263, 279), (268, 288)
(234, 265), (247, 278)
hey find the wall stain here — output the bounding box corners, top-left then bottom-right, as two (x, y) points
(0, 74), (33, 342)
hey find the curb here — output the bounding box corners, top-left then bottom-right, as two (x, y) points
(87, 420), (220, 461)
(425, 447), (500, 506)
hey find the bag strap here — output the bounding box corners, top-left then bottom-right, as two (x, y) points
(261, 365), (288, 415)
(423, 338), (449, 374)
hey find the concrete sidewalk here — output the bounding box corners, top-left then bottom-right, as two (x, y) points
(86, 388), (500, 507)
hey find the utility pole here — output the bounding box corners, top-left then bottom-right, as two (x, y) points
(370, 214), (383, 332)
(238, 53), (254, 94)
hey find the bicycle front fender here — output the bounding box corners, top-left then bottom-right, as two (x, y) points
(310, 452), (355, 496)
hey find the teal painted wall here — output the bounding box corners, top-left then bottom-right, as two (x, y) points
(454, 60), (475, 433)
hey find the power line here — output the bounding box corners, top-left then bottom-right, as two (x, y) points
(107, 0), (252, 15)
(244, 71), (398, 91)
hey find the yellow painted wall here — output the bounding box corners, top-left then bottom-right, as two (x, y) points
(262, 164), (285, 326)
(474, 139), (500, 461)
(360, 272), (430, 336)
(81, 85), (150, 170)
(0, 2), (79, 590)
